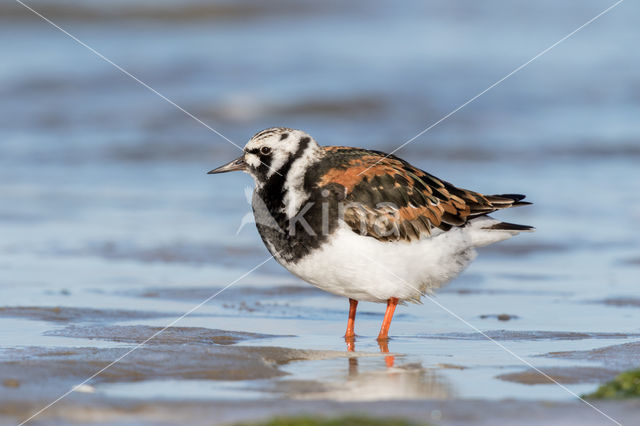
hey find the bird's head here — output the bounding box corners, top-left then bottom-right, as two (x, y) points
(208, 127), (321, 186)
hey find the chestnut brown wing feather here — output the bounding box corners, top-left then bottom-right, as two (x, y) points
(318, 147), (528, 242)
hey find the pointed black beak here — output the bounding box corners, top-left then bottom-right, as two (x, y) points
(207, 156), (246, 174)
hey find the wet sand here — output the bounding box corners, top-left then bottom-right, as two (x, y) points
(2, 289), (640, 425)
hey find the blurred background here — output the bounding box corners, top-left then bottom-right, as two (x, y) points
(1, 0), (640, 421)
(2, 0), (638, 280)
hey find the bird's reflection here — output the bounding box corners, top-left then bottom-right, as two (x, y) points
(377, 339), (395, 368)
(337, 337), (451, 400)
(345, 337), (395, 371)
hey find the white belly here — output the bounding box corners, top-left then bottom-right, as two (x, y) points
(277, 217), (519, 303)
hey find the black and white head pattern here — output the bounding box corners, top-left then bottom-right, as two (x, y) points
(243, 127), (323, 218)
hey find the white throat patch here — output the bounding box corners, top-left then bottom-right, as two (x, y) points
(282, 142), (322, 218)
(242, 128), (324, 216)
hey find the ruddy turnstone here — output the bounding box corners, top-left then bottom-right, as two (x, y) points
(209, 127), (533, 341)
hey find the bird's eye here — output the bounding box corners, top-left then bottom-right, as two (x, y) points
(260, 146), (271, 155)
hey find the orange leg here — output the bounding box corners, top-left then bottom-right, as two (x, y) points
(377, 297), (399, 341)
(345, 298), (358, 341)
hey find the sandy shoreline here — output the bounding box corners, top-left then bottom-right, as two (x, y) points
(2, 299), (640, 425)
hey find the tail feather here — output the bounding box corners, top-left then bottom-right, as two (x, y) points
(468, 193), (532, 218)
(468, 216), (534, 248)
(485, 221), (535, 232)
(493, 193), (526, 202)
(485, 193), (531, 208)
(483, 194), (534, 232)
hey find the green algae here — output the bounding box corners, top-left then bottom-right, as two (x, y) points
(583, 369), (640, 399)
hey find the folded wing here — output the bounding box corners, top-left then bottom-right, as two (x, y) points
(318, 147), (531, 242)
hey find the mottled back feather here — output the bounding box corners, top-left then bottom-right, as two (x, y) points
(317, 147), (531, 242)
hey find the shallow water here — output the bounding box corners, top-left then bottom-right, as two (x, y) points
(1, 0), (640, 425)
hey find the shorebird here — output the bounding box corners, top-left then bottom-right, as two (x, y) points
(209, 127), (533, 341)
